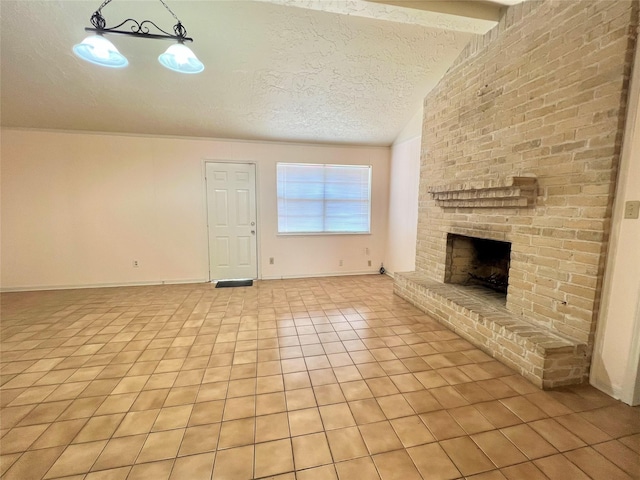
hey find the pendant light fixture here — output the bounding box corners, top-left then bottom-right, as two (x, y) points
(73, 0), (204, 74)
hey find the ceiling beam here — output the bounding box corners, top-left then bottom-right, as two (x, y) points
(254, 0), (500, 34)
(366, 1), (504, 22)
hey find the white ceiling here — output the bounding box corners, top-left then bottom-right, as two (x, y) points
(0, 0), (519, 146)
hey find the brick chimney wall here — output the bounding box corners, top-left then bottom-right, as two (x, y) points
(416, 0), (638, 348)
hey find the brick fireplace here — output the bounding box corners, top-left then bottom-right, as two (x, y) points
(394, 0), (638, 388)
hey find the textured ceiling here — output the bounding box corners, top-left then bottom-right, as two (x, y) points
(0, 0), (516, 145)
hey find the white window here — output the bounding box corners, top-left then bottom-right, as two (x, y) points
(277, 163), (371, 234)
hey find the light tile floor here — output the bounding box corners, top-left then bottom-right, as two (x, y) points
(1, 275), (639, 480)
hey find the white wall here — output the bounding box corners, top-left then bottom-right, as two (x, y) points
(0, 129), (389, 290)
(590, 40), (640, 405)
(385, 107), (422, 276)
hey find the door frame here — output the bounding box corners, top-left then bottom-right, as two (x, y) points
(202, 160), (260, 282)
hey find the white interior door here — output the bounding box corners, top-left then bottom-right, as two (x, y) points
(206, 162), (257, 280)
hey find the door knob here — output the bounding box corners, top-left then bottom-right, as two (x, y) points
(251, 230), (256, 235)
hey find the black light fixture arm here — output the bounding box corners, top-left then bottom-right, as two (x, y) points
(86, 0), (193, 42)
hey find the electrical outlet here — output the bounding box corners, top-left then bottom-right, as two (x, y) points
(368, 260), (372, 267)
(365, 247), (370, 255)
(269, 257), (274, 265)
(624, 200), (640, 219)
(339, 260), (343, 266)
(132, 260), (139, 268)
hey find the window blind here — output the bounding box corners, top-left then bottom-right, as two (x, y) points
(277, 163), (371, 234)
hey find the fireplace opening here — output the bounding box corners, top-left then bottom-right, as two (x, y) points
(445, 234), (512, 296)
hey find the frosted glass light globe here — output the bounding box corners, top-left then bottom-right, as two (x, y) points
(158, 43), (204, 74)
(73, 35), (128, 68)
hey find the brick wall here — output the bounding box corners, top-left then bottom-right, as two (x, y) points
(415, 0), (638, 353)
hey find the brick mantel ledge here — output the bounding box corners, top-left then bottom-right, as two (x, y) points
(394, 271), (587, 389)
(428, 176), (537, 208)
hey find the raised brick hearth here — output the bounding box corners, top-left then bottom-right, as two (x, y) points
(394, 272), (587, 388)
(395, 0), (638, 388)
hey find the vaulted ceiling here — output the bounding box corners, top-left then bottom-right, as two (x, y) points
(0, 0), (521, 146)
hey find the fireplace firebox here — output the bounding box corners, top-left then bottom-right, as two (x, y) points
(445, 234), (511, 295)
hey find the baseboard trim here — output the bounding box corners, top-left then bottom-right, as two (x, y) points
(260, 271), (382, 281)
(0, 272), (390, 292)
(589, 376), (624, 402)
(0, 278), (209, 293)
